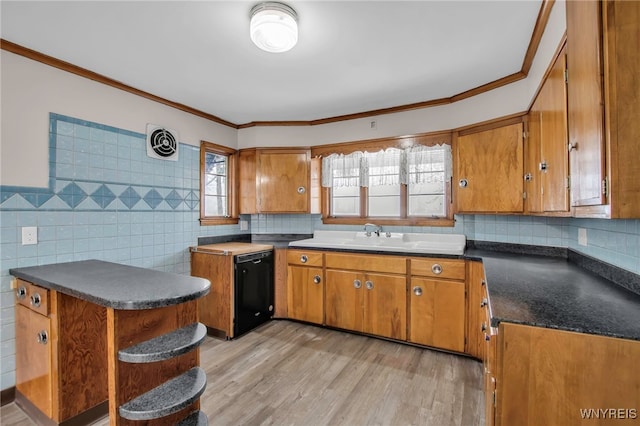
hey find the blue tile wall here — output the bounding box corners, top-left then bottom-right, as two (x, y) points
(0, 113), (243, 390)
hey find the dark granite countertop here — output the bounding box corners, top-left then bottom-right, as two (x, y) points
(467, 249), (640, 341)
(10, 260), (210, 310)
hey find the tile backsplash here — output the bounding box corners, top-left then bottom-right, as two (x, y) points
(250, 213), (639, 275)
(0, 113), (242, 389)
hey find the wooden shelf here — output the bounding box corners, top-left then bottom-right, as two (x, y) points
(118, 322), (206, 364)
(119, 367), (207, 421)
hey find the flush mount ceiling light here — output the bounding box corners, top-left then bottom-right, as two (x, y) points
(250, 2), (298, 53)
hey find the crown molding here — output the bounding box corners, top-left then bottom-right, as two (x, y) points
(1, 0), (555, 130)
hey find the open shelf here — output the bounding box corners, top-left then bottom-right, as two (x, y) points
(118, 322), (207, 363)
(119, 367), (207, 421)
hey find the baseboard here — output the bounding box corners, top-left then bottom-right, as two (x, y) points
(1, 387), (15, 406)
(15, 391), (108, 426)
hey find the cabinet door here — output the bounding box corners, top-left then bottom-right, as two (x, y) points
(603, 0), (640, 218)
(456, 123), (524, 213)
(238, 149), (257, 214)
(525, 107), (543, 213)
(528, 50), (570, 214)
(325, 270), (363, 332)
(288, 265), (324, 324)
(567, 0), (606, 207)
(363, 273), (406, 340)
(258, 150), (310, 213)
(409, 278), (465, 352)
(465, 261), (486, 359)
(540, 51), (570, 212)
(15, 305), (52, 417)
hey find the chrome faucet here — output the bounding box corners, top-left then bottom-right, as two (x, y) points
(364, 223), (382, 237)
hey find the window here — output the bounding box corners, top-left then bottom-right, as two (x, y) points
(200, 141), (238, 225)
(321, 144), (452, 226)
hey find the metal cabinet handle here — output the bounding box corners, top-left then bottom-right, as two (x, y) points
(480, 298), (488, 308)
(485, 334), (491, 342)
(568, 142), (578, 152)
(459, 179), (468, 188)
(297, 186), (306, 194)
(481, 279), (486, 286)
(482, 322), (487, 332)
(300, 255), (308, 263)
(30, 293), (41, 308)
(431, 264), (442, 275)
(313, 275), (321, 284)
(353, 279), (362, 289)
(365, 281), (373, 290)
(413, 286), (423, 296)
(36, 330), (48, 345)
(16, 286), (27, 300)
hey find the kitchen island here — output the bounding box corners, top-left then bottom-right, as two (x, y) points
(10, 260), (210, 426)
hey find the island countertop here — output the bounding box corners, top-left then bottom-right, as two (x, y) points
(10, 259), (210, 310)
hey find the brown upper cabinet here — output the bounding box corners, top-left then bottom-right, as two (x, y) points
(566, 0), (606, 208)
(526, 46), (570, 214)
(566, 0), (640, 218)
(454, 119), (525, 214)
(239, 148), (312, 214)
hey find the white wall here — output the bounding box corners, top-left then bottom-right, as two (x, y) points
(1, 1), (566, 185)
(237, 1), (566, 148)
(0, 51), (238, 188)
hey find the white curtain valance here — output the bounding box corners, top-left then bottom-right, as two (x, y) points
(321, 144), (452, 188)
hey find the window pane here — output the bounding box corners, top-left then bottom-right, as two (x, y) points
(369, 184), (400, 197)
(408, 178), (445, 195)
(204, 195), (227, 216)
(369, 195), (401, 216)
(205, 175), (227, 196)
(332, 197), (359, 216)
(333, 186), (359, 197)
(205, 152), (227, 175)
(408, 194), (445, 216)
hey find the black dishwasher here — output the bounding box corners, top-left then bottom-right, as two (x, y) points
(234, 250), (274, 337)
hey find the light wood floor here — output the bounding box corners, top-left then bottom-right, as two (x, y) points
(1, 320), (484, 426)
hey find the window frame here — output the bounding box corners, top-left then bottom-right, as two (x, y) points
(314, 132), (454, 227)
(199, 141), (239, 226)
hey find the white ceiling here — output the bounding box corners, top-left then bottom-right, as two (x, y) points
(1, 1), (542, 126)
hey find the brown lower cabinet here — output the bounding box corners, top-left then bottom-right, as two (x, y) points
(325, 269), (406, 340)
(287, 264), (324, 324)
(496, 323), (640, 426)
(469, 260), (640, 425)
(14, 279), (108, 424)
(287, 250), (469, 349)
(408, 277), (465, 352)
(286, 250), (325, 325)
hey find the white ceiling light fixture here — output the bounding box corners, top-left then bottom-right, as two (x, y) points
(250, 2), (298, 53)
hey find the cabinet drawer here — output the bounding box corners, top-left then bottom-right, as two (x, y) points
(287, 250), (323, 267)
(325, 253), (406, 275)
(15, 279), (49, 316)
(410, 258), (465, 280)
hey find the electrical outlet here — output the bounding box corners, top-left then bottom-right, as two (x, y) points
(240, 219), (249, 231)
(370, 120), (377, 130)
(578, 228), (588, 246)
(22, 226), (38, 245)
